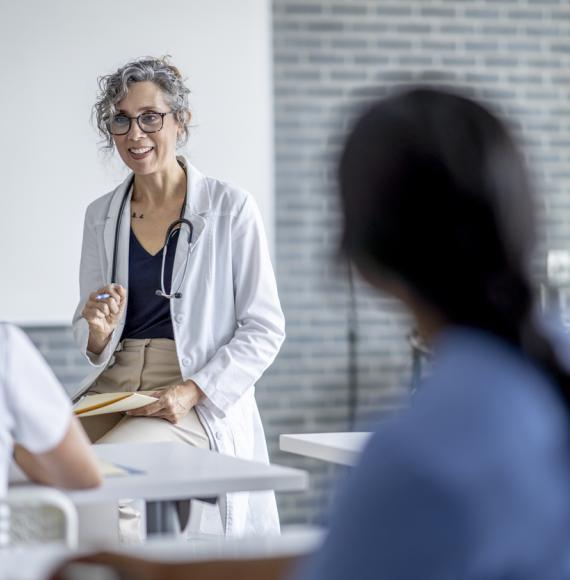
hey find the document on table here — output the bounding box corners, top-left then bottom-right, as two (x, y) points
(97, 458), (144, 478)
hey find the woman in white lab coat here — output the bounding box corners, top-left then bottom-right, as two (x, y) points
(71, 56), (285, 536)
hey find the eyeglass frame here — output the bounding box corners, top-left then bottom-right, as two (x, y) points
(108, 110), (175, 136)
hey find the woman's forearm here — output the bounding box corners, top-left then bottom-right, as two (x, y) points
(87, 329), (112, 355)
(14, 418), (101, 489)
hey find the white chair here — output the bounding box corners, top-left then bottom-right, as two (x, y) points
(1, 487), (78, 549)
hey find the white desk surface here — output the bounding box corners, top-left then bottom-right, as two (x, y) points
(10, 441), (308, 505)
(279, 432), (372, 466)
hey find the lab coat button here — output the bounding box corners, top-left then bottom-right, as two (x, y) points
(182, 358), (190, 366)
(175, 314), (184, 324)
(215, 431), (223, 440)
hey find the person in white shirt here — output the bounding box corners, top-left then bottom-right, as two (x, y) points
(1, 323), (100, 494)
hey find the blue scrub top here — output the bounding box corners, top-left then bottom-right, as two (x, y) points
(295, 328), (570, 580)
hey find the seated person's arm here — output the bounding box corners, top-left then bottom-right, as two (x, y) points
(3, 324), (100, 490)
(14, 416), (101, 489)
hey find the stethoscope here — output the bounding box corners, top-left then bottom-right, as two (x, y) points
(111, 175), (194, 299)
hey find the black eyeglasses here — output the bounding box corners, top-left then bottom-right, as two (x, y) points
(109, 111), (174, 136)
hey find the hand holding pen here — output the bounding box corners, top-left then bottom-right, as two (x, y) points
(82, 284), (127, 354)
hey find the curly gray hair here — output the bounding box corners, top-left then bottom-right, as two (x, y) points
(93, 56), (191, 150)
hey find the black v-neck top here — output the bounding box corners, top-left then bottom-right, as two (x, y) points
(120, 227), (179, 340)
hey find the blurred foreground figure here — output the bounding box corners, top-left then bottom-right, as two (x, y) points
(300, 87), (570, 580)
(51, 88), (570, 580)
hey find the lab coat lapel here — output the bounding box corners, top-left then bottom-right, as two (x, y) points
(102, 175), (133, 289)
(171, 159), (210, 286)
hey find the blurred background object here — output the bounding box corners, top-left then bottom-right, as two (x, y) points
(542, 250), (570, 329)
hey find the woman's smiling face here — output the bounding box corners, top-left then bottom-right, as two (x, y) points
(112, 81), (181, 176)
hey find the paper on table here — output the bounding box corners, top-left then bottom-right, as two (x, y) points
(97, 458), (144, 477)
(73, 391), (159, 417)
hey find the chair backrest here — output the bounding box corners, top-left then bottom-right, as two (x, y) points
(1, 487), (78, 549)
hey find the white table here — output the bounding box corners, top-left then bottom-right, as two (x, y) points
(279, 432), (372, 466)
(71, 442), (307, 503)
(10, 441), (308, 538)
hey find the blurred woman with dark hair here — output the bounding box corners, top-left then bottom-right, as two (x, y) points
(51, 88), (570, 580)
(301, 86), (570, 580)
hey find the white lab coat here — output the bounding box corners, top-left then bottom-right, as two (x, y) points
(71, 158), (285, 536)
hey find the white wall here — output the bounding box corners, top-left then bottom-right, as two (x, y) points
(0, 0), (274, 324)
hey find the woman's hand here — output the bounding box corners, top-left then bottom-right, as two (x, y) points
(127, 380), (204, 424)
(82, 284), (127, 354)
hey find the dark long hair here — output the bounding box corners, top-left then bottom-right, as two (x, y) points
(339, 87), (570, 410)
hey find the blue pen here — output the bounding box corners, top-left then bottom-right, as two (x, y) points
(96, 293), (111, 300)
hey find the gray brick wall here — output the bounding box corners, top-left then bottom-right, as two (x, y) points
(270, 0), (570, 525)
(20, 0), (570, 526)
